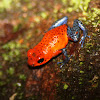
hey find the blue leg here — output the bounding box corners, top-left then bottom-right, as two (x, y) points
(57, 48), (72, 68)
(77, 20), (90, 47)
(48, 16), (68, 31)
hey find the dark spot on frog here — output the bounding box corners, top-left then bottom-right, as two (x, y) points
(32, 53), (36, 57)
(30, 58), (32, 60)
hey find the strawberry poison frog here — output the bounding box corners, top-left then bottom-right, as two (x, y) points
(27, 16), (90, 68)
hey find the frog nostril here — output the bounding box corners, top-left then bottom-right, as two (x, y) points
(32, 64), (34, 67)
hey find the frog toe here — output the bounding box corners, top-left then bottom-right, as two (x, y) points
(87, 35), (90, 38)
(57, 61), (65, 68)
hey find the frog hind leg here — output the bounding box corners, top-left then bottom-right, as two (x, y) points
(68, 19), (90, 47)
(77, 19), (90, 47)
(48, 16), (68, 31)
(57, 48), (72, 68)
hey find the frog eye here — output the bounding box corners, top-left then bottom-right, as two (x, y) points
(38, 58), (44, 63)
(75, 32), (78, 34)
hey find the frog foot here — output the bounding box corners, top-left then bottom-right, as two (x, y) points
(57, 55), (73, 68)
(79, 35), (90, 47)
(57, 61), (65, 68)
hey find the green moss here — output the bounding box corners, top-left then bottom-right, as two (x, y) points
(55, 83), (59, 87)
(40, 11), (48, 19)
(7, 67), (15, 75)
(63, 83), (68, 89)
(88, 66), (92, 70)
(2, 41), (27, 62)
(79, 82), (83, 84)
(86, 50), (91, 53)
(14, 49), (20, 56)
(92, 33), (97, 37)
(0, 71), (3, 78)
(19, 74), (26, 81)
(62, 0), (67, 4)
(80, 70), (84, 74)
(67, 7), (73, 12)
(0, 0), (12, 12)
(72, 96), (75, 99)
(79, 62), (84, 66)
(67, 0), (91, 12)
(0, 65), (3, 68)
(0, 81), (6, 86)
(2, 51), (20, 62)
(13, 24), (22, 33)
(2, 41), (21, 50)
(53, 59), (56, 62)
(2, 53), (9, 61)
(80, 8), (100, 27)
(27, 3), (33, 9)
(85, 43), (93, 49)
(79, 77), (83, 81)
(34, 16), (41, 23)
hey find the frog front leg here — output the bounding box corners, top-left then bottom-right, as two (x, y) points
(57, 48), (72, 68)
(68, 19), (90, 47)
(48, 16), (68, 31)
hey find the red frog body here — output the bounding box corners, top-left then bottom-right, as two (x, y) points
(27, 16), (90, 67)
